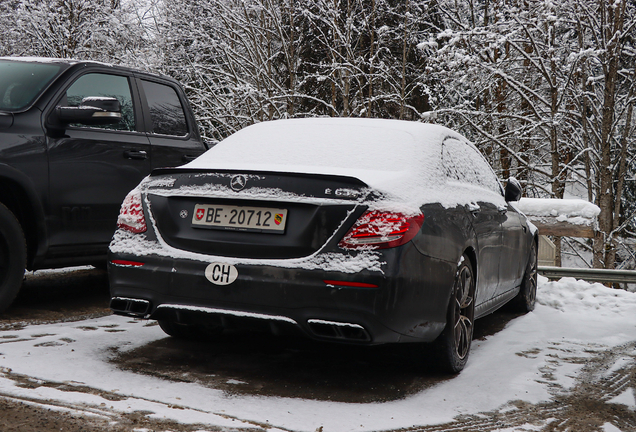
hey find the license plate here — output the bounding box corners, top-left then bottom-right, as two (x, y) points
(192, 204), (287, 233)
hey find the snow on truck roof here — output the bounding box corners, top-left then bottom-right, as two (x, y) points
(185, 118), (505, 212)
(0, 56), (107, 66)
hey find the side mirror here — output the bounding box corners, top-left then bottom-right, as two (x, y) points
(55, 96), (122, 126)
(505, 176), (522, 202)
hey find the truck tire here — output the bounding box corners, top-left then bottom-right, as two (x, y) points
(0, 203), (26, 313)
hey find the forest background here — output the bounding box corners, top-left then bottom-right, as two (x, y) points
(1, 0), (634, 270)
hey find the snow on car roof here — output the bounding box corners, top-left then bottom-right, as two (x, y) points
(189, 117), (453, 176)
(186, 118), (505, 212)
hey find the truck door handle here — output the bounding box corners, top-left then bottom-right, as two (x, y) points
(124, 150), (148, 160)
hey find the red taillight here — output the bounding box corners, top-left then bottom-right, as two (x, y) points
(338, 211), (424, 250)
(117, 190), (147, 233)
(324, 280), (379, 288)
(110, 259), (145, 267)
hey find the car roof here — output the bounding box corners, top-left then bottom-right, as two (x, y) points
(188, 117), (461, 176)
(184, 118), (505, 212)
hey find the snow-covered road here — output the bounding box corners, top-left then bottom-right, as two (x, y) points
(0, 276), (634, 432)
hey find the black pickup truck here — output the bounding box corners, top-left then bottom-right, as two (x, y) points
(0, 57), (208, 312)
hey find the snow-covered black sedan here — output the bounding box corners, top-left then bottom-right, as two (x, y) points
(108, 118), (538, 373)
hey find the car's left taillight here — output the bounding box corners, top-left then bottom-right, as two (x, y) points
(117, 190), (147, 233)
(338, 210), (424, 250)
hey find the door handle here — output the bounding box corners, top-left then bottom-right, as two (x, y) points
(124, 150), (148, 160)
(497, 205), (508, 214)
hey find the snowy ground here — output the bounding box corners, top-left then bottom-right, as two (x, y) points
(0, 276), (634, 432)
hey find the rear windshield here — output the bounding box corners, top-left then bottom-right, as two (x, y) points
(0, 60), (63, 111)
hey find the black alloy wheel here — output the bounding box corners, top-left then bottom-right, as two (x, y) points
(0, 203), (26, 314)
(434, 253), (475, 374)
(513, 239), (538, 312)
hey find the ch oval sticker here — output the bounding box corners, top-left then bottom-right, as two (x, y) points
(205, 263), (238, 285)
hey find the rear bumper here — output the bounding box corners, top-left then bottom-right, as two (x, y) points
(108, 243), (454, 345)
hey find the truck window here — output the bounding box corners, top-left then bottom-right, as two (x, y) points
(65, 73), (136, 131)
(0, 60), (62, 111)
(141, 80), (188, 136)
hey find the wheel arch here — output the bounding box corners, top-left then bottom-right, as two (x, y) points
(0, 164), (48, 269)
(462, 246), (477, 280)
(441, 246), (477, 314)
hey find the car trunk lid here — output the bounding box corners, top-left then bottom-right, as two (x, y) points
(144, 169), (371, 259)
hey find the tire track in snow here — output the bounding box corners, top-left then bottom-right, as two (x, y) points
(385, 343), (636, 432)
(0, 367), (290, 432)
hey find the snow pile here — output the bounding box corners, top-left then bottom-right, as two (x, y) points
(516, 197), (600, 226)
(537, 275), (636, 314)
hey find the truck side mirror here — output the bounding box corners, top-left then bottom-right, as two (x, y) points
(505, 176), (522, 202)
(55, 96), (122, 126)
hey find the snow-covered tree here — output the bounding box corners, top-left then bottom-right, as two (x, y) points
(426, 0), (635, 269)
(0, 0), (150, 65)
(155, 0), (440, 139)
(1, 0), (633, 269)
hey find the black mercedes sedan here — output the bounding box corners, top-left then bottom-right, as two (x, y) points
(108, 118), (538, 373)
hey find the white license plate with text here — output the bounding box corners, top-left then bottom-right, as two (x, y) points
(191, 204), (287, 232)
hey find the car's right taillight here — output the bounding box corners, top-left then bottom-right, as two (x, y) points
(338, 210), (424, 250)
(117, 190), (147, 233)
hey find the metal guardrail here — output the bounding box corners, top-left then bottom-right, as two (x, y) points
(538, 266), (636, 284)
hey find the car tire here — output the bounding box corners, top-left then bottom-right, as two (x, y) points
(434, 254), (475, 374)
(158, 320), (222, 340)
(512, 239), (538, 313)
(0, 203), (26, 314)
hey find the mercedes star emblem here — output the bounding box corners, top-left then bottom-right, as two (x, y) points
(230, 175), (248, 191)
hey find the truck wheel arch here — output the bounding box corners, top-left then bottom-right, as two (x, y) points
(0, 164), (48, 269)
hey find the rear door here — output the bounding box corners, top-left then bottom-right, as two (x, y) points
(441, 138), (505, 305)
(46, 70), (151, 252)
(499, 204), (526, 291)
(455, 142), (523, 299)
(136, 77), (206, 169)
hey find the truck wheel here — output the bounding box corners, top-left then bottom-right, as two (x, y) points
(0, 203), (26, 314)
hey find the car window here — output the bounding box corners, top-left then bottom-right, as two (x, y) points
(140, 80), (188, 136)
(65, 73), (135, 131)
(441, 138), (502, 194)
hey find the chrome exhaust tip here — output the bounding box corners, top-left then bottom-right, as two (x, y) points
(307, 319), (370, 341)
(110, 297), (151, 317)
